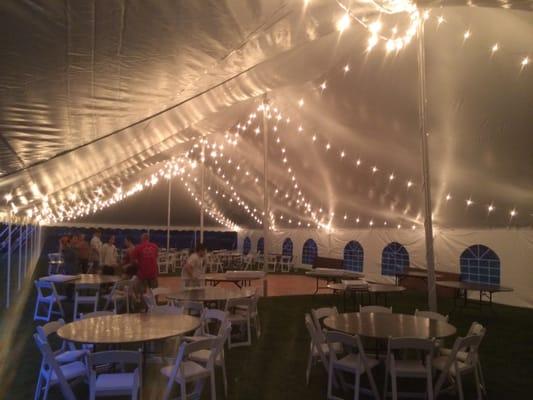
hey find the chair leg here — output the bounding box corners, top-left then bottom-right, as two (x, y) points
(383, 360), (389, 400)
(34, 371), (43, 400)
(327, 361), (336, 400)
(46, 301), (53, 322)
(221, 356), (228, 397)
(210, 371), (217, 400)
(73, 296), (79, 320)
(427, 370), (434, 400)
(162, 377), (174, 400)
(477, 361), (487, 396)
(353, 371), (361, 400)
(255, 315), (261, 338)
(180, 381), (187, 400)
(456, 372), (464, 400)
(474, 366), (483, 400)
(367, 369), (380, 400)
(391, 367), (398, 400)
(305, 349), (313, 385)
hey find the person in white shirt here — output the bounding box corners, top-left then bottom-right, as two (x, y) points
(100, 235), (118, 275)
(183, 243), (207, 287)
(90, 231), (103, 271)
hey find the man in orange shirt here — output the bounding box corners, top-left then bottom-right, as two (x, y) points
(132, 232), (159, 291)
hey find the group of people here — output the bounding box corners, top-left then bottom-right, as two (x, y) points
(59, 231), (159, 290)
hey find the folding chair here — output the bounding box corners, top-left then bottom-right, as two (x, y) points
(161, 337), (223, 400)
(415, 309), (449, 322)
(34, 334), (86, 400)
(34, 280), (66, 322)
(434, 334), (484, 400)
(311, 306), (339, 338)
(36, 319), (87, 364)
(383, 337), (435, 400)
(225, 298), (253, 348)
(360, 305), (393, 314)
(73, 283), (100, 320)
(88, 350), (142, 400)
(103, 280), (132, 313)
(325, 331), (380, 400)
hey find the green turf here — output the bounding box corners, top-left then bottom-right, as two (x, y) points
(1, 276), (532, 399)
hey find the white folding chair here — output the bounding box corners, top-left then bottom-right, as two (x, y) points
(34, 280), (66, 322)
(241, 254), (253, 271)
(234, 291), (261, 339)
(304, 313), (341, 385)
(225, 298), (253, 348)
(189, 321), (232, 397)
(73, 283), (100, 320)
(439, 322), (487, 397)
(186, 309), (228, 341)
(47, 253), (64, 275)
(144, 287), (172, 308)
(360, 305), (393, 314)
(36, 319), (87, 364)
(148, 304), (183, 315)
(266, 255), (278, 273)
(88, 350), (142, 400)
(383, 337), (435, 400)
(34, 334), (86, 400)
(325, 331), (380, 400)
(434, 334), (485, 400)
(280, 255), (293, 273)
(175, 301), (204, 317)
(161, 337), (222, 400)
(311, 306), (339, 339)
(104, 280), (132, 313)
(415, 309), (449, 322)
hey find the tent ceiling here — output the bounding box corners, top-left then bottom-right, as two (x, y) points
(0, 0), (532, 229)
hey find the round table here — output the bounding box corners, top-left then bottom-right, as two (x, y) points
(57, 313), (200, 344)
(328, 283), (406, 309)
(324, 312), (456, 339)
(41, 273), (121, 285)
(167, 286), (253, 303)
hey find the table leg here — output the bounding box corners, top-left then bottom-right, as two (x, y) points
(314, 278), (319, 295)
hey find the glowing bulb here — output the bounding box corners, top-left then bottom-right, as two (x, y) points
(491, 43), (499, 53)
(437, 16), (445, 25)
(369, 220), (374, 226)
(343, 64), (350, 73)
(386, 39), (395, 52)
(356, 159), (361, 166)
(298, 125), (303, 132)
(326, 143), (330, 150)
(312, 135), (317, 142)
(340, 151), (345, 158)
(356, 217), (360, 223)
(368, 21), (382, 34)
(336, 13), (350, 32)
(521, 57), (529, 67)
(466, 199), (473, 206)
(255, 127), (260, 134)
(446, 194), (452, 201)
(367, 35), (378, 51)
(389, 173), (395, 181)
(463, 30), (471, 40)
(488, 204), (494, 213)
(407, 180), (413, 188)
(372, 166), (378, 173)
(320, 81), (327, 90)
(298, 99), (304, 107)
(510, 209), (517, 217)
(4, 193), (13, 202)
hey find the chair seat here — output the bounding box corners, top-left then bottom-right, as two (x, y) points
(161, 361), (209, 381)
(76, 295), (98, 303)
(55, 349), (88, 364)
(49, 361), (86, 383)
(392, 360), (428, 376)
(184, 334), (216, 342)
(334, 353), (379, 373)
(96, 372), (136, 392)
(313, 342), (342, 357)
(227, 314), (247, 323)
(440, 348), (469, 362)
(189, 349), (223, 365)
(433, 356), (469, 375)
(40, 294), (67, 302)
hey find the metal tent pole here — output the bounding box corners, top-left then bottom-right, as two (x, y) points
(166, 177), (172, 270)
(200, 140), (205, 244)
(18, 223), (22, 291)
(417, 17), (437, 312)
(6, 219), (12, 308)
(24, 224), (29, 277)
(262, 94), (270, 272)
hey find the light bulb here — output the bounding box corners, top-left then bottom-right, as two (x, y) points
(463, 30), (471, 40)
(336, 13), (350, 32)
(491, 43), (499, 53)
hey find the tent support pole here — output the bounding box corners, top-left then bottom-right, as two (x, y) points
(417, 16), (437, 312)
(200, 140), (205, 244)
(24, 224), (29, 277)
(166, 176), (172, 269)
(18, 223), (22, 291)
(6, 219), (12, 308)
(262, 94), (270, 272)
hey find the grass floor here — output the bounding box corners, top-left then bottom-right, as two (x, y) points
(1, 283), (533, 399)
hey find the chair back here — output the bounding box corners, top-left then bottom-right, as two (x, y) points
(415, 309), (449, 322)
(75, 283), (100, 292)
(37, 319), (65, 339)
(305, 313), (330, 368)
(325, 331), (371, 369)
(360, 305), (393, 314)
(88, 350), (141, 370)
(467, 321), (485, 336)
(81, 311), (114, 319)
(35, 280), (58, 297)
(225, 297), (252, 313)
(179, 301), (204, 316)
(311, 307), (339, 336)
(148, 304), (183, 315)
(449, 334), (483, 368)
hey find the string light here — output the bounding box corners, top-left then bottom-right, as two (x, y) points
(463, 30), (471, 40)
(521, 57), (529, 68)
(491, 43), (499, 53)
(343, 64), (350, 73)
(336, 13), (351, 32)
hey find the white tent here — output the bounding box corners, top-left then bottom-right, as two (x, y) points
(0, 0), (532, 307)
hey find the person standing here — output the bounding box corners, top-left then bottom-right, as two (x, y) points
(100, 235), (118, 275)
(132, 233), (159, 291)
(61, 236), (80, 275)
(76, 233), (90, 273)
(121, 236), (137, 278)
(90, 230), (103, 271)
(182, 243), (207, 288)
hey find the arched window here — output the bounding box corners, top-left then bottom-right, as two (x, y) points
(257, 237), (264, 254)
(282, 238), (293, 258)
(460, 245), (500, 284)
(242, 237), (251, 255)
(302, 239), (318, 265)
(343, 241), (364, 272)
(381, 242), (409, 276)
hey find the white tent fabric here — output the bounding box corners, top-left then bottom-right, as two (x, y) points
(0, 1), (532, 306)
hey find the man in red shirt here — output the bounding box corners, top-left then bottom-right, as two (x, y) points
(132, 232), (159, 291)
